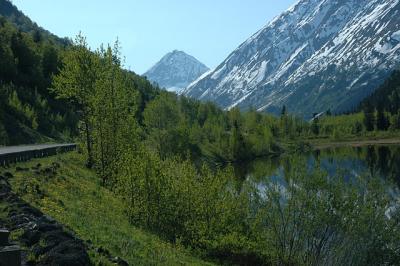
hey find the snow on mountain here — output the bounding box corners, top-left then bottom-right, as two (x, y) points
(143, 50), (209, 93)
(183, 0), (400, 117)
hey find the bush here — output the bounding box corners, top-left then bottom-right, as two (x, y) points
(254, 158), (400, 265)
(117, 150), (400, 265)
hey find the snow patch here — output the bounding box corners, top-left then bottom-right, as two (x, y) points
(211, 64), (227, 80)
(392, 30), (400, 42)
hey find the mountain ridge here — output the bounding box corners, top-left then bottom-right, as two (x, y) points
(183, 0), (400, 117)
(0, 0), (70, 46)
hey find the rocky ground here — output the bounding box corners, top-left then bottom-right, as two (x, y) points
(0, 169), (91, 266)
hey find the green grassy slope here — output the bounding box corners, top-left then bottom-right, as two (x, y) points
(5, 152), (214, 266)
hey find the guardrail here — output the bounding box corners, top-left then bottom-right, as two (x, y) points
(0, 144), (76, 167)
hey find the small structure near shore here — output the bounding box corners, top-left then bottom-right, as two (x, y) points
(0, 229), (21, 266)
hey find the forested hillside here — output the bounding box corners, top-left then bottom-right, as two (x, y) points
(356, 70), (400, 132)
(0, 0), (158, 145)
(360, 70), (400, 114)
(0, 0), (70, 46)
(0, 16), (77, 145)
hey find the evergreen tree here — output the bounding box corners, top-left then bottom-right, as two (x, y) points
(363, 102), (375, 131)
(33, 29), (41, 43)
(360, 70), (400, 114)
(42, 43), (59, 79)
(326, 109), (332, 116)
(280, 105), (291, 138)
(376, 107), (389, 131)
(281, 105), (287, 116)
(230, 119), (245, 161)
(391, 110), (400, 130)
(311, 118), (320, 135)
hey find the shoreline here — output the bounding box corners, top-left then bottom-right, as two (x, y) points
(311, 138), (400, 150)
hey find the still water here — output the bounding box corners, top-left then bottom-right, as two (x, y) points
(236, 145), (400, 190)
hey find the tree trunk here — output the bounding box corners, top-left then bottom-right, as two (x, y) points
(84, 117), (94, 168)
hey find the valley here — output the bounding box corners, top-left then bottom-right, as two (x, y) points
(1, 0), (400, 265)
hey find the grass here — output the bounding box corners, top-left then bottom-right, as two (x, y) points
(4, 152), (214, 266)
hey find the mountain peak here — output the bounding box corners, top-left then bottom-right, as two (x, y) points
(170, 49), (184, 54)
(144, 50), (209, 93)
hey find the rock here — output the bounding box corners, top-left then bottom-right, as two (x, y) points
(38, 240), (91, 266)
(19, 206), (42, 218)
(0, 164), (90, 266)
(37, 223), (61, 233)
(41, 215), (56, 224)
(9, 214), (31, 229)
(3, 172), (13, 179)
(0, 245), (21, 266)
(21, 229), (40, 246)
(33, 230), (71, 256)
(112, 256), (129, 266)
(0, 182), (11, 194)
(0, 193), (9, 201)
(0, 229), (10, 246)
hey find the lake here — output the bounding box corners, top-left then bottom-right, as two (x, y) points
(236, 144), (400, 194)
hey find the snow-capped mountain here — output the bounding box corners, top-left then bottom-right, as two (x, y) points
(183, 0), (400, 117)
(143, 50), (209, 92)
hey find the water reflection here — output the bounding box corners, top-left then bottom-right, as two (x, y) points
(236, 145), (400, 187)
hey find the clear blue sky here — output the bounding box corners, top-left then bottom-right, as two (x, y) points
(12, 0), (295, 74)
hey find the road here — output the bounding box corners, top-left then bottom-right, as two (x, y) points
(0, 143), (76, 166)
(0, 143), (76, 155)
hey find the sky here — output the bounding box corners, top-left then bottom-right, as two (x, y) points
(12, 0), (295, 74)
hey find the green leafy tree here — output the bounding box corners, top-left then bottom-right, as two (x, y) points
(143, 93), (182, 158)
(52, 33), (98, 167)
(92, 41), (139, 185)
